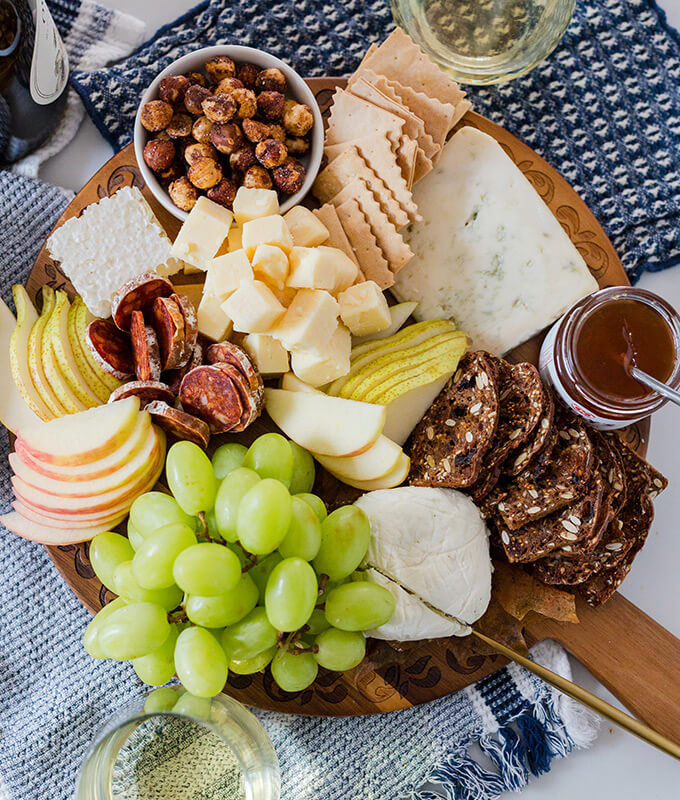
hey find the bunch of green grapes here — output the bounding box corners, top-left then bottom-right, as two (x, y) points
(83, 433), (395, 699)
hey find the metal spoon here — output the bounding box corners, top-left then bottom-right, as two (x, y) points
(630, 366), (680, 407)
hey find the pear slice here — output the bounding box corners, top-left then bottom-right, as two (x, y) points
(27, 288), (68, 418)
(315, 435), (403, 482)
(71, 297), (121, 392)
(66, 298), (111, 403)
(8, 286), (54, 421)
(351, 301), (418, 346)
(39, 294), (88, 414)
(333, 451), (411, 491)
(280, 372), (323, 394)
(382, 374), (452, 445)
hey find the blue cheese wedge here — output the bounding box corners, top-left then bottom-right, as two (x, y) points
(392, 127), (598, 355)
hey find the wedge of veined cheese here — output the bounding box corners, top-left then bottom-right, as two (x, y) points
(392, 127), (598, 355)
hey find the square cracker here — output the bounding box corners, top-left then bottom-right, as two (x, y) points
(312, 205), (362, 274)
(325, 89), (404, 146)
(335, 200), (394, 290)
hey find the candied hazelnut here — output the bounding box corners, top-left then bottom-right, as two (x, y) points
(272, 157), (306, 194)
(202, 93), (237, 123)
(158, 75), (190, 105)
(184, 84), (212, 115)
(192, 115), (214, 143)
(185, 141), (219, 166)
(205, 55), (236, 83)
(188, 156), (223, 189)
(215, 77), (244, 95)
(165, 112), (193, 139)
(283, 102), (314, 136)
(207, 178), (238, 208)
(243, 165), (273, 190)
(210, 122), (245, 154)
(257, 91), (285, 121)
(255, 138), (288, 168)
(169, 176), (198, 211)
(140, 100), (173, 132)
(158, 160), (184, 184)
(143, 138), (176, 171)
(237, 62), (259, 89)
(154, 129), (171, 141)
(231, 87), (257, 119)
(286, 136), (309, 155)
(268, 124), (286, 142)
(229, 144), (257, 173)
(256, 67), (286, 93)
(242, 118), (273, 143)
(185, 71), (207, 87)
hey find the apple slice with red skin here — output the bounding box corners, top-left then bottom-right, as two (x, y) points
(1, 509), (127, 545)
(12, 500), (128, 531)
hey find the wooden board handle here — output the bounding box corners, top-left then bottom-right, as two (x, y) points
(525, 593), (680, 745)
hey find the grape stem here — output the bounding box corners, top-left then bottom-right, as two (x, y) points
(195, 511), (221, 544)
(168, 607), (188, 624)
(318, 574), (329, 595)
(237, 543), (259, 572)
(291, 643), (319, 655)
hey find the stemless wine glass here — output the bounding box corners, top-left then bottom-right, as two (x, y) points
(76, 690), (280, 800)
(392, 0), (576, 84)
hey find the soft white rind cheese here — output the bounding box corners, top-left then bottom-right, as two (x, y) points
(392, 128), (598, 355)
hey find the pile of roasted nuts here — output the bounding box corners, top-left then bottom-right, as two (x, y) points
(139, 55), (315, 212)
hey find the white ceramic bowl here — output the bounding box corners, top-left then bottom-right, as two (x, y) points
(134, 45), (324, 222)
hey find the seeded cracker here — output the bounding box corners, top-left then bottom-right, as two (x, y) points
(407, 351), (499, 488)
(504, 384), (555, 477)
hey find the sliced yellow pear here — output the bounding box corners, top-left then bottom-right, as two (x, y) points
(8, 287), (53, 422)
(315, 435), (403, 482)
(280, 372), (323, 394)
(71, 297), (121, 392)
(66, 298), (111, 402)
(27, 287), (69, 418)
(39, 295), (88, 415)
(351, 301), (418, 345)
(335, 452), (410, 491)
(382, 374), (452, 446)
(264, 388), (386, 457)
(46, 291), (101, 407)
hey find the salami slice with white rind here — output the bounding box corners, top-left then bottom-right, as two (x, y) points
(152, 295), (186, 371)
(178, 364), (244, 433)
(171, 293), (199, 366)
(111, 271), (174, 332)
(145, 401), (211, 449)
(165, 342), (203, 395)
(130, 310), (162, 381)
(108, 381), (175, 406)
(210, 361), (264, 432)
(205, 341), (264, 404)
(85, 319), (134, 379)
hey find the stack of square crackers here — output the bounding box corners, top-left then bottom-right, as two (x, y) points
(311, 28), (470, 291)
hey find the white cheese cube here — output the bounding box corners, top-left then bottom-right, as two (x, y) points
(270, 284), (298, 308)
(209, 250), (254, 300)
(284, 206), (329, 247)
(338, 280), (391, 336)
(170, 197), (233, 271)
(242, 215), (293, 259)
(271, 289), (340, 352)
(251, 244), (289, 289)
(227, 226), (242, 251)
(222, 279), (286, 333)
(291, 324), (351, 386)
(198, 291), (233, 342)
(287, 246), (359, 293)
(243, 333), (290, 375)
(233, 187), (280, 226)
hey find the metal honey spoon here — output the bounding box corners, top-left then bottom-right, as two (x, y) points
(630, 365), (680, 408)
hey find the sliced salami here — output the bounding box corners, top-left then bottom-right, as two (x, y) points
(145, 401), (211, 449)
(130, 310), (162, 381)
(205, 341), (264, 404)
(108, 380), (175, 406)
(85, 319), (134, 380)
(172, 293), (199, 366)
(178, 365), (244, 433)
(211, 361), (264, 432)
(111, 271), (174, 332)
(165, 342), (203, 394)
(152, 295), (186, 371)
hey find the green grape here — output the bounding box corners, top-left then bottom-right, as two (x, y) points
(271, 649), (318, 692)
(249, 553), (282, 601)
(278, 497), (321, 561)
(129, 491), (196, 536)
(89, 532), (135, 592)
(264, 557), (317, 632)
(317, 578), (346, 605)
(214, 467), (261, 542)
(324, 583), (395, 631)
(237, 479), (292, 555)
(172, 543), (241, 596)
(288, 442), (315, 494)
(174, 626), (228, 698)
(212, 442), (247, 479)
(313, 505), (371, 580)
(295, 492), (327, 522)
(97, 602), (170, 661)
(127, 520), (145, 551)
(221, 607), (278, 661)
(166, 441), (218, 515)
(305, 608), (330, 636)
(314, 628), (366, 671)
(83, 596), (127, 659)
(144, 686), (184, 714)
(132, 523), (197, 590)
(243, 433), (293, 486)
(132, 624), (179, 686)
(113, 561), (183, 611)
(185, 573), (258, 628)
(172, 692), (212, 719)
(229, 646), (277, 675)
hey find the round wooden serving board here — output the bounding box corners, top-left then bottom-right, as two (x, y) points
(28, 79), (680, 740)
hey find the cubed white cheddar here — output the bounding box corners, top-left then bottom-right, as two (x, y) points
(251, 244), (289, 289)
(170, 197), (233, 271)
(233, 187), (280, 226)
(338, 280), (392, 336)
(242, 214), (293, 259)
(271, 288), (340, 352)
(198, 291), (233, 342)
(222, 279), (286, 333)
(227, 225), (243, 251)
(287, 246), (359, 293)
(243, 333), (290, 375)
(271, 284), (298, 307)
(291, 324), (352, 386)
(209, 250), (254, 300)
(284, 206), (329, 247)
